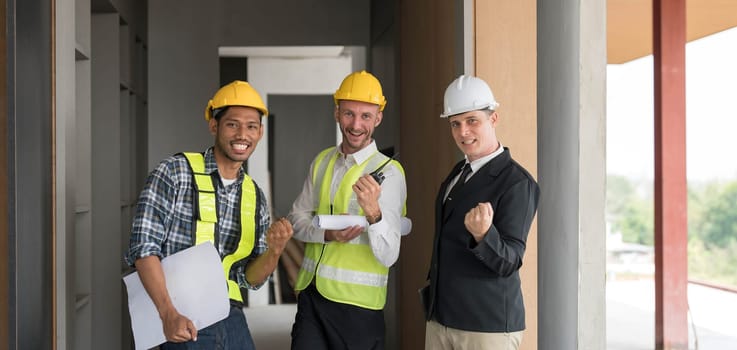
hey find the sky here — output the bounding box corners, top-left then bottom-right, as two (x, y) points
(607, 26), (737, 182)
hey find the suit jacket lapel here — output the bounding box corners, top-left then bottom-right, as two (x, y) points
(440, 148), (511, 222)
(440, 161), (466, 222)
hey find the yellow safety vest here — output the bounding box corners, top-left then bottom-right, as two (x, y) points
(183, 152), (256, 303)
(294, 147), (406, 310)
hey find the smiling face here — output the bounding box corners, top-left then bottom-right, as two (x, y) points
(209, 106), (263, 175)
(448, 109), (500, 162)
(335, 100), (383, 154)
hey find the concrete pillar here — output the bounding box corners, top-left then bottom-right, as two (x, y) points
(537, 0), (607, 349)
(55, 0), (77, 346)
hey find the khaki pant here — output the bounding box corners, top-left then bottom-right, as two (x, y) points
(425, 320), (523, 350)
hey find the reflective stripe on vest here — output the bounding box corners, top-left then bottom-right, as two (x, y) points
(294, 147), (405, 310)
(182, 152), (256, 303)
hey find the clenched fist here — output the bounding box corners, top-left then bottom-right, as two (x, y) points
(464, 202), (494, 242)
(245, 217), (293, 286)
(267, 217), (293, 255)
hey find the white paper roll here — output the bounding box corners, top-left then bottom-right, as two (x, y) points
(312, 215), (412, 236)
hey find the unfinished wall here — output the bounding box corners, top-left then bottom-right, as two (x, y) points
(398, 0), (459, 348)
(475, 1), (539, 349)
(148, 0), (370, 170)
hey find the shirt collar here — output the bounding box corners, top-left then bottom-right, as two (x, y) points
(337, 140), (379, 165)
(204, 147), (245, 179)
(465, 142), (505, 173)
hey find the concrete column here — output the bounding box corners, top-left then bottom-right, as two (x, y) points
(55, 0), (77, 347)
(12, 0), (54, 347)
(537, 0), (607, 349)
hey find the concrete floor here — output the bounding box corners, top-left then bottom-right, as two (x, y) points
(244, 304), (297, 349)
(606, 280), (737, 350)
(241, 280), (737, 349)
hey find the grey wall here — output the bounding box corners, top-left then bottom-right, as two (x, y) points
(369, 1), (400, 348)
(148, 0), (371, 170)
(219, 1), (370, 46)
(269, 95), (335, 218)
(148, 0), (220, 168)
(370, 0), (400, 157)
(105, 0), (147, 39)
(90, 13), (123, 349)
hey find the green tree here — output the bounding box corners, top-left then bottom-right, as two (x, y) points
(689, 236), (737, 287)
(688, 180), (737, 288)
(696, 181), (737, 247)
(606, 175), (653, 245)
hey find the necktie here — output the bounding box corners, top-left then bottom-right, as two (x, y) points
(445, 163), (471, 204)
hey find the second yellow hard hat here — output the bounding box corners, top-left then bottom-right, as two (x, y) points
(333, 70), (386, 111)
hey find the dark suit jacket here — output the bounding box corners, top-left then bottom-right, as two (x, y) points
(423, 147), (540, 332)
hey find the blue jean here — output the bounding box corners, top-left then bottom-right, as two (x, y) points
(160, 306), (255, 350)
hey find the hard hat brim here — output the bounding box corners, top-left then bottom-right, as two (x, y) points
(439, 102), (498, 118)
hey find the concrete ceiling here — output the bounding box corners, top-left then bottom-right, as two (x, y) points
(608, 0), (737, 64)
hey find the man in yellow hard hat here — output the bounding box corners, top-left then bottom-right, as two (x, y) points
(125, 81), (293, 349)
(422, 75), (540, 350)
(288, 70), (408, 349)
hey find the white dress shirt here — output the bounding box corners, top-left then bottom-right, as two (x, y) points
(444, 142), (505, 200)
(288, 141), (407, 267)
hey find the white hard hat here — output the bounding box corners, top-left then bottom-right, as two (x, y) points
(440, 75), (499, 118)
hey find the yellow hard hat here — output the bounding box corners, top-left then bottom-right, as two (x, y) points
(333, 70), (386, 111)
(204, 80), (268, 121)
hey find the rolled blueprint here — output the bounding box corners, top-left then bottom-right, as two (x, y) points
(312, 215), (412, 236)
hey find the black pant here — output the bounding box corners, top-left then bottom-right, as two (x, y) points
(291, 285), (385, 350)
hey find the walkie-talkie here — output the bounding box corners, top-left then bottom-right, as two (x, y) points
(369, 153), (399, 185)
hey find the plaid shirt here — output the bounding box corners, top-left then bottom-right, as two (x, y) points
(125, 147), (270, 290)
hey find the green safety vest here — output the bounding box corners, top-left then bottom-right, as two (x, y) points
(294, 147), (406, 310)
(182, 152), (256, 303)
